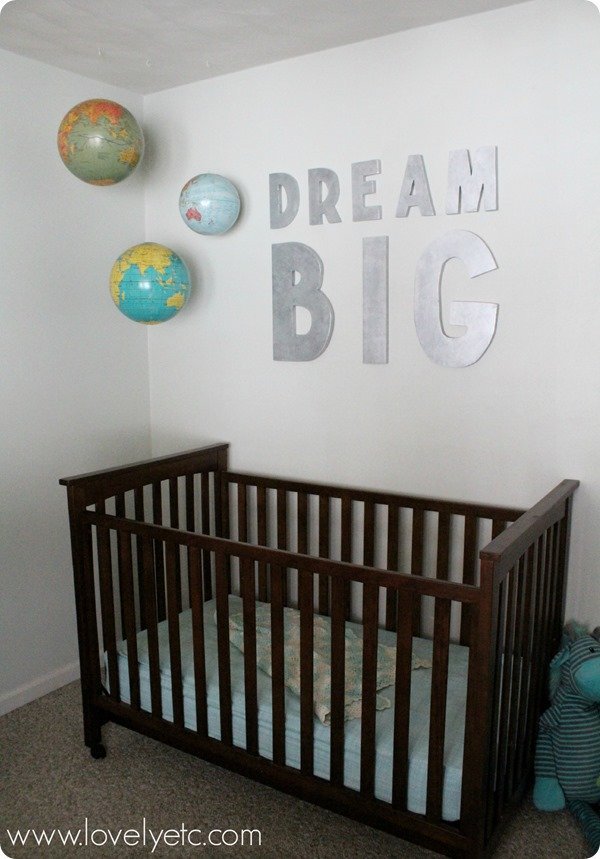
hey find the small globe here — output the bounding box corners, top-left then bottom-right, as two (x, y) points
(179, 173), (241, 235)
(58, 99), (144, 185)
(110, 243), (191, 324)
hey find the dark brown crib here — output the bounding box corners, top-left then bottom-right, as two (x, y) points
(60, 443), (578, 858)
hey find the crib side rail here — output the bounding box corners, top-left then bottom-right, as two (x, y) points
(221, 470), (524, 642)
(461, 478), (579, 855)
(60, 443), (229, 509)
(59, 443), (228, 754)
(81, 508), (482, 857)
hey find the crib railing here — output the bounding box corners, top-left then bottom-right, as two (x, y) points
(220, 471), (524, 645)
(470, 479), (578, 853)
(77, 511), (481, 854)
(61, 445), (578, 858)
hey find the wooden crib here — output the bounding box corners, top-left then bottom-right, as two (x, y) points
(60, 443), (578, 858)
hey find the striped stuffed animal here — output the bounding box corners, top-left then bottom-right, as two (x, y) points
(533, 622), (600, 853)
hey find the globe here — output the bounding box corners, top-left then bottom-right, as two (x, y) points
(179, 173), (241, 235)
(57, 99), (144, 185)
(109, 243), (191, 324)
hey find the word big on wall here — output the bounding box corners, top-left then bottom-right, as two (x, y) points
(269, 147), (498, 368)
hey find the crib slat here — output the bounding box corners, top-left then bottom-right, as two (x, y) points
(330, 575), (346, 785)
(436, 512), (450, 581)
(318, 496), (330, 616)
(299, 569), (314, 775)
(219, 477), (231, 594)
(426, 598), (451, 820)
(118, 529), (140, 710)
(462, 516), (478, 585)
(96, 518), (119, 700)
(341, 495), (352, 562)
(485, 576), (508, 837)
(277, 488), (287, 549)
(341, 495), (352, 618)
(411, 508), (424, 635)
(385, 504), (399, 631)
(411, 508), (424, 574)
(152, 482), (166, 621)
(548, 522), (561, 647)
(238, 482), (248, 542)
(115, 493), (126, 635)
(185, 474), (195, 532)
(298, 492), (308, 555)
(495, 562), (519, 820)
(270, 564), (286, 765)
(363, 501), (375, 567)
(166, 543), (184, 728)
(506, 554), (527, 798)
(392, 590), (415, 810)
(460, 515), (478, 646)
(169, 478), (182, 613)
(241, 557), (259, 755)
(517, 544), (537, 783)
(169, 477), (179, 528)
(257, 485), (269, 601)
(133, 488), (146, 630)
(277, 489), (288, 606)
(141, 536), (162, 718)
(215, 551), (233, 745)
(188, 545), (208, 736)
(360, 583), (378, 797)
(492, 518), (506, 539)
(524, 538), (544, 771)
(201, 472), (212, 599)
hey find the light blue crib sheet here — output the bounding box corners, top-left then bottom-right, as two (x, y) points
(112, 596), (468, 821)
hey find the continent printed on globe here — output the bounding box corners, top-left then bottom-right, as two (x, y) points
(57, 98), (144, 186)
(179, 173), (241, 235)
(110, 242), (191, 324)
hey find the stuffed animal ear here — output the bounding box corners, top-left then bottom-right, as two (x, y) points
(592, 627), (600, 642)
(564, 620), (589, 642)
(549, 646), (571, 700)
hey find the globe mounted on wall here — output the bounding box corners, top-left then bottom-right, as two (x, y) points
(179, 173), (241, 235)
(110, 242), (191, 324)
(57, 99), (144, 185)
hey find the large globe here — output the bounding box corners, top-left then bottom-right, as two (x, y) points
(57, 99), (144, 185)
(110, 243), (191, 324)
(179, 173), (241, 235)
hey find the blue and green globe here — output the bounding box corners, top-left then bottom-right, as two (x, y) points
(179, 173), (241, 235)
(110, 242), (191, 324)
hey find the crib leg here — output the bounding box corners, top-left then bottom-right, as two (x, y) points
(82, 699), (107, 760)
(90, 742), (106, 759)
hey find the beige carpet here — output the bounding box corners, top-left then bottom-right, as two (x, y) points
(0, 682), (589, 857)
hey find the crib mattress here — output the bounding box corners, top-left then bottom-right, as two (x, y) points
(111, 596), (468, 821)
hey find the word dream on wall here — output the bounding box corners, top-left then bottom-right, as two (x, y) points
(270, 146), (498, 368)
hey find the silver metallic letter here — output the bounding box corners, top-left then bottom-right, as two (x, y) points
(308, 168), (342, 225)
(363, 236), (389, 364)
(272, 242), (334, 361)
(351, 159), (382, 222)
(269, 172), (300, 229)
(445, 146), (498, 214)
(396, 154), (435, 218)
(414, 230), (498, 368)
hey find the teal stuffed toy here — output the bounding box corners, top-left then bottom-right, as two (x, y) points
(533, 622), (600, 853)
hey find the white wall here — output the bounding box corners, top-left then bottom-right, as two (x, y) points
(0, 50), (151, 714)
(144, 0), (600, 624)
(3, 0), (599, 716)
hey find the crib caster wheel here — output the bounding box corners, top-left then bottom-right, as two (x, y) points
(90, 743), (106, 759)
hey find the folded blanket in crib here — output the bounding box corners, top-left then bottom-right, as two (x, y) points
(225, 602), (431, 725)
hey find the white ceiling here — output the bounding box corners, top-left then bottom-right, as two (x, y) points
(0, 0), (529, 94)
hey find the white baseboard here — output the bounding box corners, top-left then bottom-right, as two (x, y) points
(0, 661), (80, 716)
